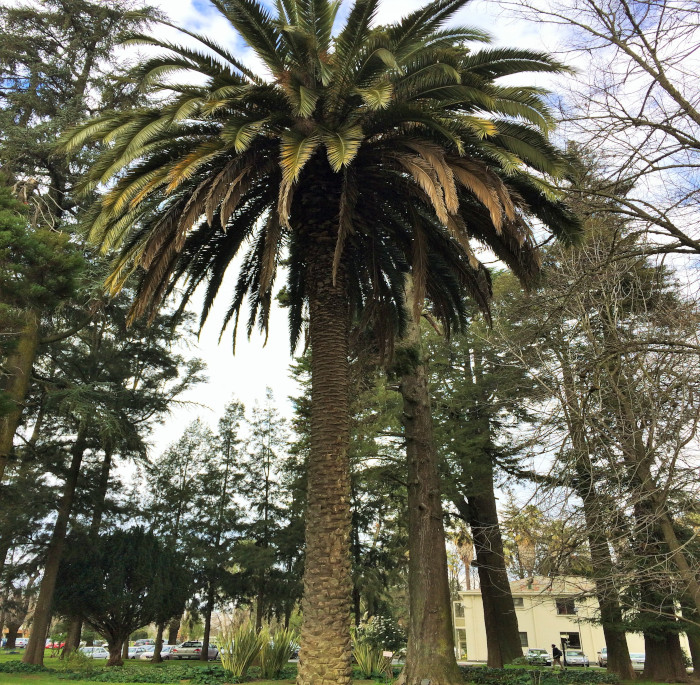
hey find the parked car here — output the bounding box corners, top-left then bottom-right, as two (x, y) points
(128, 646), (150, 659)
(79, 646), (109, 659)
(597, 647), (607, 667)
(565, 650), (590, 667)
(138, 644), (176, 660)
(630, 653), (645, 672)
(134, 639), (155, 647)
(168, 641), (219, 660)
(526, 648), (553, 666)
(15, 638), (28, 648)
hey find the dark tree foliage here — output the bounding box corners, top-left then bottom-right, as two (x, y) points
(54, 528), (190, 667)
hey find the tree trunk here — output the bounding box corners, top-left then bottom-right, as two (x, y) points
(296, 234), (353, 685)
(122, 640), (129, 661)
(256, 584), (264, 631)
(106, 640), (124, 667)
(397, 308), (462, 685)
(6, 622), (20, 648)
(63, 618), (82, 657)
(22, 422), (88, 665)
(201, 587), (214, 661)
(0, 310), (40, 483)
(643, 632), (688, 682)
(62, 445), (113, 659)
(167, 617), (180, 645)
(463, 485), (522, 668)
(152, 623), (165, 663)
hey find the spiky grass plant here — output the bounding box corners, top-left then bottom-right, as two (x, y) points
(259, 626), (298, 678)
(218, 623), (264, 679)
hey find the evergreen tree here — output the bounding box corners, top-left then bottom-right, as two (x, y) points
(54, 528), (190, 666)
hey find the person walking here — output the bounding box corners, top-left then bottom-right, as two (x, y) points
(552, 644), (565, 670)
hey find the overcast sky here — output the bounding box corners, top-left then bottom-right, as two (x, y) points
(143, 0), (568, 455)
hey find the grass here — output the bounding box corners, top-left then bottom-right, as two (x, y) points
(0, 649), (380, 684)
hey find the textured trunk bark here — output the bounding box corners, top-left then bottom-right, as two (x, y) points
(463, 486), (522, 668)
(22, 422), (88, 665)
(122, 640), (129, 661)
(296, 234), (353, 685)
(0, 310), (40, 483)
(397, 309), (462, 685)
(152, 623), (165, 663)
(643, 632), (688, 682)
(167, 617), (180, 644)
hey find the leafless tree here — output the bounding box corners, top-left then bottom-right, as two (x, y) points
(501, 0), (700, 257)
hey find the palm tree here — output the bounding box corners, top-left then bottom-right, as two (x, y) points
(63, 0), (580, 682)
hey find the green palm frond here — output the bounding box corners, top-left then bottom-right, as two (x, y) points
(389, 0), (474, 58)
(357, 82), (394, 109)
(321, 125), (363, 171)
(210, 0), (285, 75)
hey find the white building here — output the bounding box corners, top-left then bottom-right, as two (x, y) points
(452, 576), (683, 662)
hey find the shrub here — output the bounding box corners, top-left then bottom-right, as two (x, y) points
(218, 622), (264, 678)
(458, 665), (619, 685)
(354, 614), (406, 652)
(0, 662), (50, 674)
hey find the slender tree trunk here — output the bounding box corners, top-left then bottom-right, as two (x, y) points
(22, 422), (88, 665)
(397, 308), (462, 685)
(62, 445), (113, 658)
(167, 617), (180, 645)
(122, 640), (129, 661)
(201, 586), (214, 661)
(461, 485), (522, 667)
(255, 581), (265, 631)
(152, 623), (165, 663)
(0, 310), (39, 483)
(296, 233), (353, 685)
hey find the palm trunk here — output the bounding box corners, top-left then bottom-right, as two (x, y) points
(22, 422), (88, 665)
(0, 310), (40, 483)
(397, 310), (462, 685)
(296, 236), (353, 685)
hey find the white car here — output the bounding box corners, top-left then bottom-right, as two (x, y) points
(128, 645), (150, 659)
(630, 653), (645, 672)
(15, 638), (28, 648)
(565, 650), (590, 667)
(79, 646), (109, 659)
(138, 644), (176, 660)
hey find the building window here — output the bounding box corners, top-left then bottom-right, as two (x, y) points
(513, 597), (524, 607)
(454, 602), (465, 618)
(556, 598), (576, 615)
(456, 629), (468, 659)
(519, 632), (529, 648)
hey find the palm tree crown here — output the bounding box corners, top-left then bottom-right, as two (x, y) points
(66, 0), (578, 342)
(63, 1), (580, 683)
